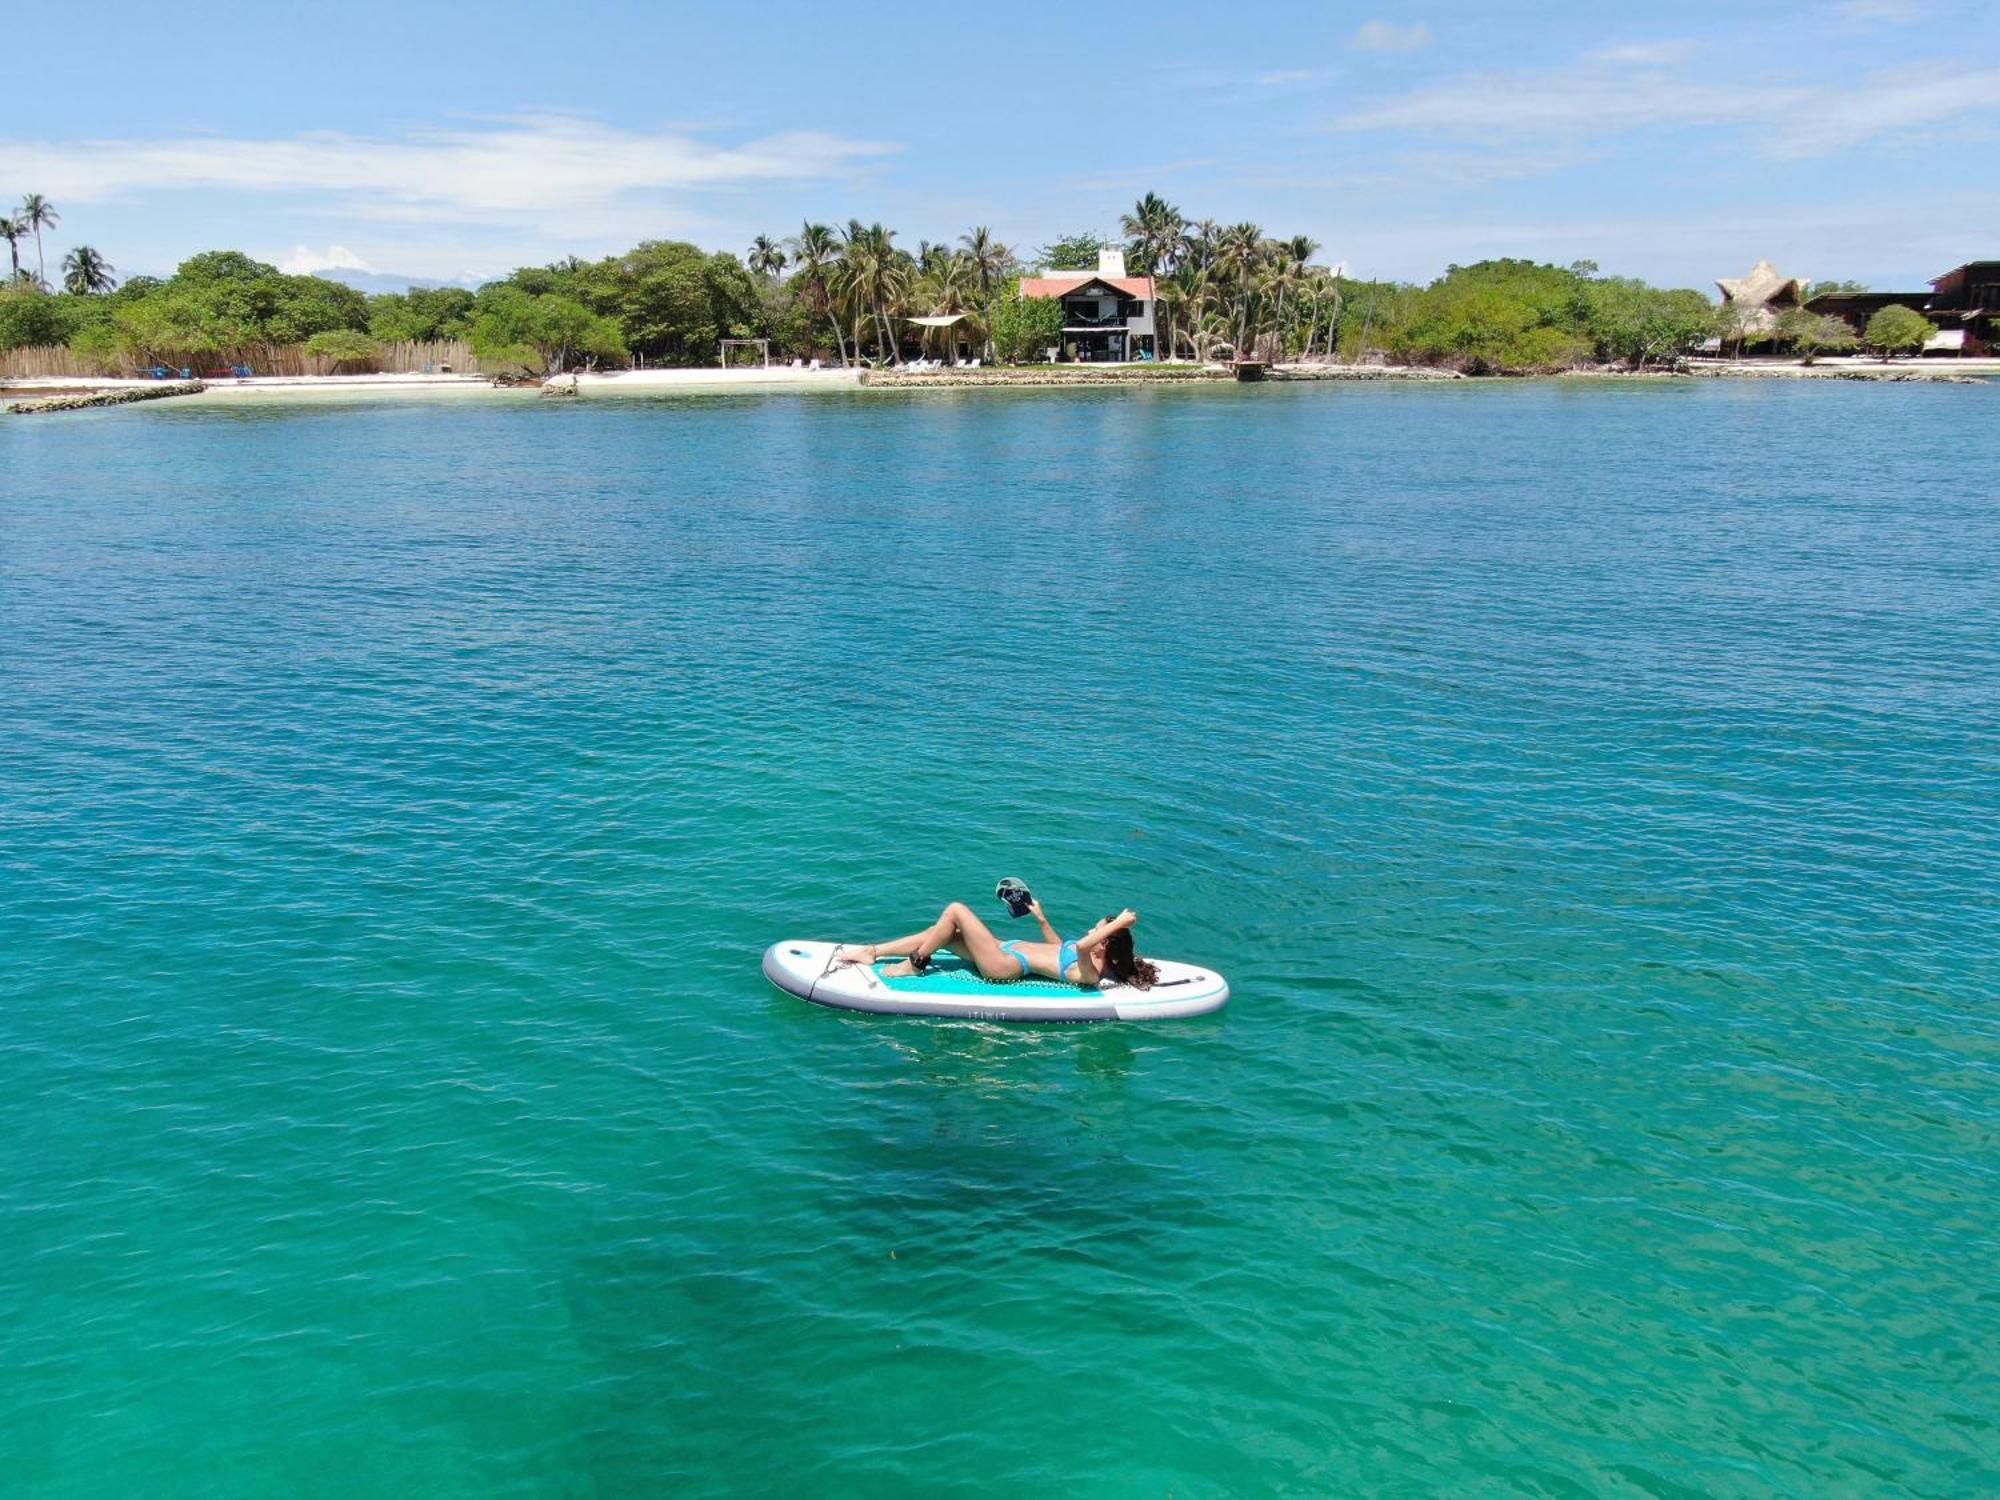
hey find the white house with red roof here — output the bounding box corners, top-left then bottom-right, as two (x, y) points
(1019, 248), (1158, 361)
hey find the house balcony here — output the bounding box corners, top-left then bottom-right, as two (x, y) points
(1060, 309), (1136, 329)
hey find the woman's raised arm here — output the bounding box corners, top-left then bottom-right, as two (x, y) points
(1076, 909), (1137, 950)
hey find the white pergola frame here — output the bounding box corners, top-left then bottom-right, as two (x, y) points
(719, 338), (770, 369)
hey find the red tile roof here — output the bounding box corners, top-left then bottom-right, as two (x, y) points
(1019, 274), (1156, 300)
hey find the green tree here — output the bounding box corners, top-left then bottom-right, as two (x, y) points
(0, 216), (25, 282)
(0, 284), (76, 349)
(1864, 304), (1933, 361)
(467, 288), (625, 375)
(1585, 279), (1718, 368)
(748, 234), (787, 279)
(303, 329), (384, 372)
(1776, 307), (1858, 364)
(909, 250), (983, 361)
(1120, 194), (1185, 355)
(788, 222), (849, 366)
(987, 279), (1064, 363)
(367, 287), (475, 343)
(837, 221), (909, 363)
(60, 245), (116, 294)
(19, 193), (59, 287)
(959, 226), (1013, 360)
(1036, 232), (1104, 271)
(67, 320), (127, 370)
(148, 251), (369, 344)
(113, 290), (235, 362)
(1395, 260), (1594, 373)
(1212, 222), (1266, 354)
(1806, 279), (1869, 299)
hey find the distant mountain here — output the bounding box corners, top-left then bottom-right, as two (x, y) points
(318, 268), (490, 295)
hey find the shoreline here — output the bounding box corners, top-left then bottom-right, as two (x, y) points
(4, 357), (1991, 412)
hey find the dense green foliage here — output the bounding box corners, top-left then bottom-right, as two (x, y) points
(1116, 203), (1721, 371)
(367, 287), (474, 344)
(466, 287), (626, 375)
(987, 280), (1065, 363)
(4, 186), (1915, 377)
(1864, 304), (1933, 359)
(1036, 233), (1106, 271)
(1776, 308), (1858, 362)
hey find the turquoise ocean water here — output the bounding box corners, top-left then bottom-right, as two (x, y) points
(3, 381), (1996, 1496)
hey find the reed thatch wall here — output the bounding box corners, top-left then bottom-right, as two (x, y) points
(0, 340), (481, 380)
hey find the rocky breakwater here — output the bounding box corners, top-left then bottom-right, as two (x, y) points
(8, 380), (206, 414)
(863, 365), (1230, 389)
(1691, 363), (1986, 385)
(1268, 363), (1463, 381)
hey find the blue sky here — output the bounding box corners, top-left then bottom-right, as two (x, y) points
(5, 0), (1995, 290)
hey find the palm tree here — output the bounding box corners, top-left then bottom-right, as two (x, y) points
(958, 226), (1012, 360)
(749, 234), (787, 279)
(911, 250), (983, 362)
(1214, 222), (1265, 355)
(958, 227), (1010, 299)
(788, 222), (849, 366)
(20, 194), (58, 287)
(0, 216), (23, 283)
(838, 220), (908, 363)
(1265, 236), (1316, 355)
(62, 244), (116, 294)
(1120, 194), (1186, 359)
(1301, 266), (1343, 359)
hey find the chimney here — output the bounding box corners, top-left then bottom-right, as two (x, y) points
(1097, 247), (1126, 278)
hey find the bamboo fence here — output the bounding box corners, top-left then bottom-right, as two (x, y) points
(0, 339), (481, 380)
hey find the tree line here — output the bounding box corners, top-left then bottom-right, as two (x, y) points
(0, 189), (1943, 375)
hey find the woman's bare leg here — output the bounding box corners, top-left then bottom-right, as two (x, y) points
(878, 901), (1017, 980)
(837, 910), (955, 965)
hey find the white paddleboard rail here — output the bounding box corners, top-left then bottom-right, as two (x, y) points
(761, 940), (1229, 1023)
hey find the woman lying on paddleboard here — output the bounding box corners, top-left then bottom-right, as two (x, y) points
(837, 899), (1158, 989)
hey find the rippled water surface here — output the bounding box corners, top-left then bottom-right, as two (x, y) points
(4, 381), (1997, 1496)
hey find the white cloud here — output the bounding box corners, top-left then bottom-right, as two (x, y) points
(0, 113), (901, 224)
(1585, 41), (1697, 66)
(1340, 54), (2000, 159)
(279, 243), (372, 275)
(1349, 20), (1433, 53)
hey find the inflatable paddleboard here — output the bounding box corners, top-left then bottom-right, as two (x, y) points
(762, 940), (1229, 1023)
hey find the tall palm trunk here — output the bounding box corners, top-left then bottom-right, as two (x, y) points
(828, 304), (850, 366)
(816, 279), (849, 365)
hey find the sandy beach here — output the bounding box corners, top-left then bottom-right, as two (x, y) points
(2, 366), (869, 407)
(7, 356), (1992, 414)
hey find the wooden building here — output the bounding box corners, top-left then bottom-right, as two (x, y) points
(1804, 263), (1997, 355)
(1925, 261), (1999, 356)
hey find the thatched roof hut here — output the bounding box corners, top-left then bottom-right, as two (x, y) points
(1716, 259), (1807, 338)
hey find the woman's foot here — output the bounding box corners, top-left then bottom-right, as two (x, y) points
(881, 946), (934, 979)
(832, 944), (877, 967)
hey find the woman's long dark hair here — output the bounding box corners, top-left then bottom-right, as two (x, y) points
(1098, 919), (1158, 989)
